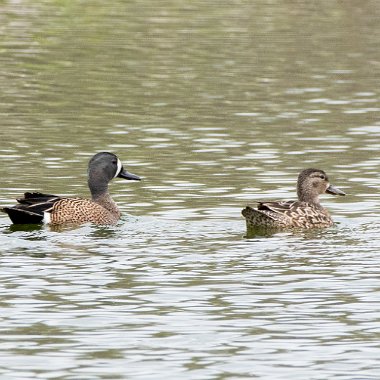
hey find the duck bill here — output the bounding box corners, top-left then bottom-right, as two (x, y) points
(326, 184), (345, 196)
(118, 168), (141, 181)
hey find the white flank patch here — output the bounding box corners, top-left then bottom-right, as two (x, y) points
(43, 211), (51, 224)
(114, 158), (122, 178)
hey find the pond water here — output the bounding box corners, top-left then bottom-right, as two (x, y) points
(1, 1), (380, 379)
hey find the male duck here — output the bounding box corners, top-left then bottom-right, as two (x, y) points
(2, 152), (141, 225)
(242, 168), (345, 229)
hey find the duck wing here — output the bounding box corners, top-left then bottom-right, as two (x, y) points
(242, 200), (298, 228)
(2, 192), (62, 224)
(257, 200), (297, 215)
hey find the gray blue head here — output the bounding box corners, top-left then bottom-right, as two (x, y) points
(88, 152), (140, 198)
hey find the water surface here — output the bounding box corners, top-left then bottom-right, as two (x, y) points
(1, 1), (380, 379)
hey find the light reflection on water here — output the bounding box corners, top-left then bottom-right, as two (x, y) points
(1, 1), (380, 379)
(1, 216), (380, 379)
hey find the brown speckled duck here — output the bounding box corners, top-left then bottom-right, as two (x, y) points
(242, 168), (345, 230)
(2, 152), (141, 225)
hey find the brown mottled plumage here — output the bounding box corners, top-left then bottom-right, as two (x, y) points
(2, 152), (141, 226)
(242, 168), (345, 230)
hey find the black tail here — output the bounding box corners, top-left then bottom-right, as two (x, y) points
(2, 207), (44, 224)
(2, 192), (61, 224)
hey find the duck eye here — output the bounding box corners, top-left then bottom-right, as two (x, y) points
(112, 160), (117, 165)
(319, 175), (325, 180)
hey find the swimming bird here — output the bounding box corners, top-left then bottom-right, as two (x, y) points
(242, 168), (345, 230)
(2, 152), (141, 225)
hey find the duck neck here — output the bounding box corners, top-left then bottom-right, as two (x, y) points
(89, 181), (120, 217)
(88, 178), (108, 199)
(93, 192), (120, 217)
(297, 187), (320, 205)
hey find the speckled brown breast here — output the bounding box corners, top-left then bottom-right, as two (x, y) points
(48, 198), (120, 225)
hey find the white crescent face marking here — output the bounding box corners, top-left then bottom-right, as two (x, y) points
(114, 158), (122, 178)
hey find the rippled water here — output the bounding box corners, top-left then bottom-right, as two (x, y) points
(1, 1), (380, 379)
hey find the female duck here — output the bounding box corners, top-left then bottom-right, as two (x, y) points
(2, 152), (141, 225)
(242, 168), (345, 229)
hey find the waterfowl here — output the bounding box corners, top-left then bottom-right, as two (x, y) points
(1, 152), (141, 225)
(242, 168), (345, 229)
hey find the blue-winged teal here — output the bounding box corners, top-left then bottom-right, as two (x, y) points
(2, 152), (141, 225)
(242, 168), (345, 229)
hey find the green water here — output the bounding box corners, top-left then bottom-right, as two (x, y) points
(1, 1), (380, 379)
